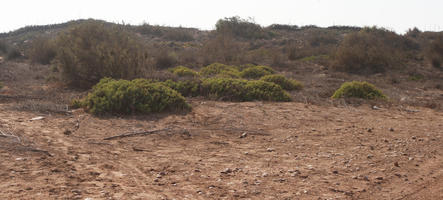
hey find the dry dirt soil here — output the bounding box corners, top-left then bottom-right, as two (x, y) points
(0, 62), (442, 200)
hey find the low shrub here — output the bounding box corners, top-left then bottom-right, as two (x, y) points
(426, 36), (443, 69)
(332, 81), (387, 100)
(0, 40), (8, 55)
(216, 16), (269, 40)
(168, 66), (199, 77)
(155, 49), (177, 69)
(201, 78), (291, 101)
(161, 79), (201, 97)
(55, 20), (149, 88)
(240, 65), (275, 79)
(81, 78), (190, 115)
(260, 74), (303, 91)
(6, 48), (22, 60)
(332, 27), (412, 73)
(0, 82), (3, 89)
(163, 28), (194, 42)
(200, 63), (240, 78)
(26, 36), (56, 64)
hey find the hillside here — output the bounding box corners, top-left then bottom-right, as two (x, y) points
(0, 18), (442, 199)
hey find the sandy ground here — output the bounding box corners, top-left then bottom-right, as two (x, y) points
(0, 99), (442, 200)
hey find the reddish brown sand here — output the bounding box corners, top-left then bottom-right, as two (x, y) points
(0, 100), (442, 199)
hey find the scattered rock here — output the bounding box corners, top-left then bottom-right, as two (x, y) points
(332, 170), (339, 174)
(63, 129), (72, 135)
(239, 132), (248, 138)
(367, 128), (372, 133)
(221, 168), (233, 174)
(394, 162), (400, 167)
(262, 172), (268, 177)
(389, 128), (394, 132)
(375, 176), (384, 180)
(266, 148), (275, 152)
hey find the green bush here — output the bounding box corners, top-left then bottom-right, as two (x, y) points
(0, 82), (3, 89)
(200, 63), (240, 78)
(201, 78), (291, 101)
(332, 81), (387, 100)
(168, 66), (199, 77)
(161, 79), (201, 97)
(81, 78), (190, 115)
(55, 20), (149, 88)
(240, 65), (275, 79)
(260, 74), (303, 91)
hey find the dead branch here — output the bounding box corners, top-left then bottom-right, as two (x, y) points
(103, 128), (171, 140)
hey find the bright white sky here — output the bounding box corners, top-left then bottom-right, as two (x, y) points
(1, 0), (442, 33)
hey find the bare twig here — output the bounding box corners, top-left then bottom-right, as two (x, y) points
(0, 128), (21, 143)
(103, 128), (171, 140)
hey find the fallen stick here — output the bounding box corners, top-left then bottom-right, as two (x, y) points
(103, 128), (170, 140)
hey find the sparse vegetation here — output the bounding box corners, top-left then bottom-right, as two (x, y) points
(26, 36), (56, 64)
(155, 49), (178, 69)
(260, 74), (303, 91)
(426, 36), (443, 69)
(332, 81), (387, 100)
(240, 65), (275, 79)
(216, 16), (269, 40)
(55, 20), (149, 88)
(332, 27), (415, 73)
(81, 78), (190, 115)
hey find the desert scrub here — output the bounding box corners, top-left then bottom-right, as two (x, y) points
(55, 20), (149, 88)
(332, 27), (415, 74)
(161, 79), (202, 97)
(260, 74), (303, 91)
(200, 63), (240, 78)
(168, 66), (199, 77)
(81, 78), (190, 115)
(332, 81), (387, 100)
(240, 65), (275, 79)
(201, 78), (291, 101)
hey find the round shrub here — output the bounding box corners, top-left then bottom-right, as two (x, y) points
(201, 78), (291, 101)
(332, 81), (387, 100)
(161, 79), (202, 97)
(200, 63), (240, 78)
(81, 78), (190, 115)
(55, 20), (149, 88)
(168, 66), (199, 77)
(245, 80), (292, 101)
(240, 65), (275, 79)
(260, 74), (303, 91)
